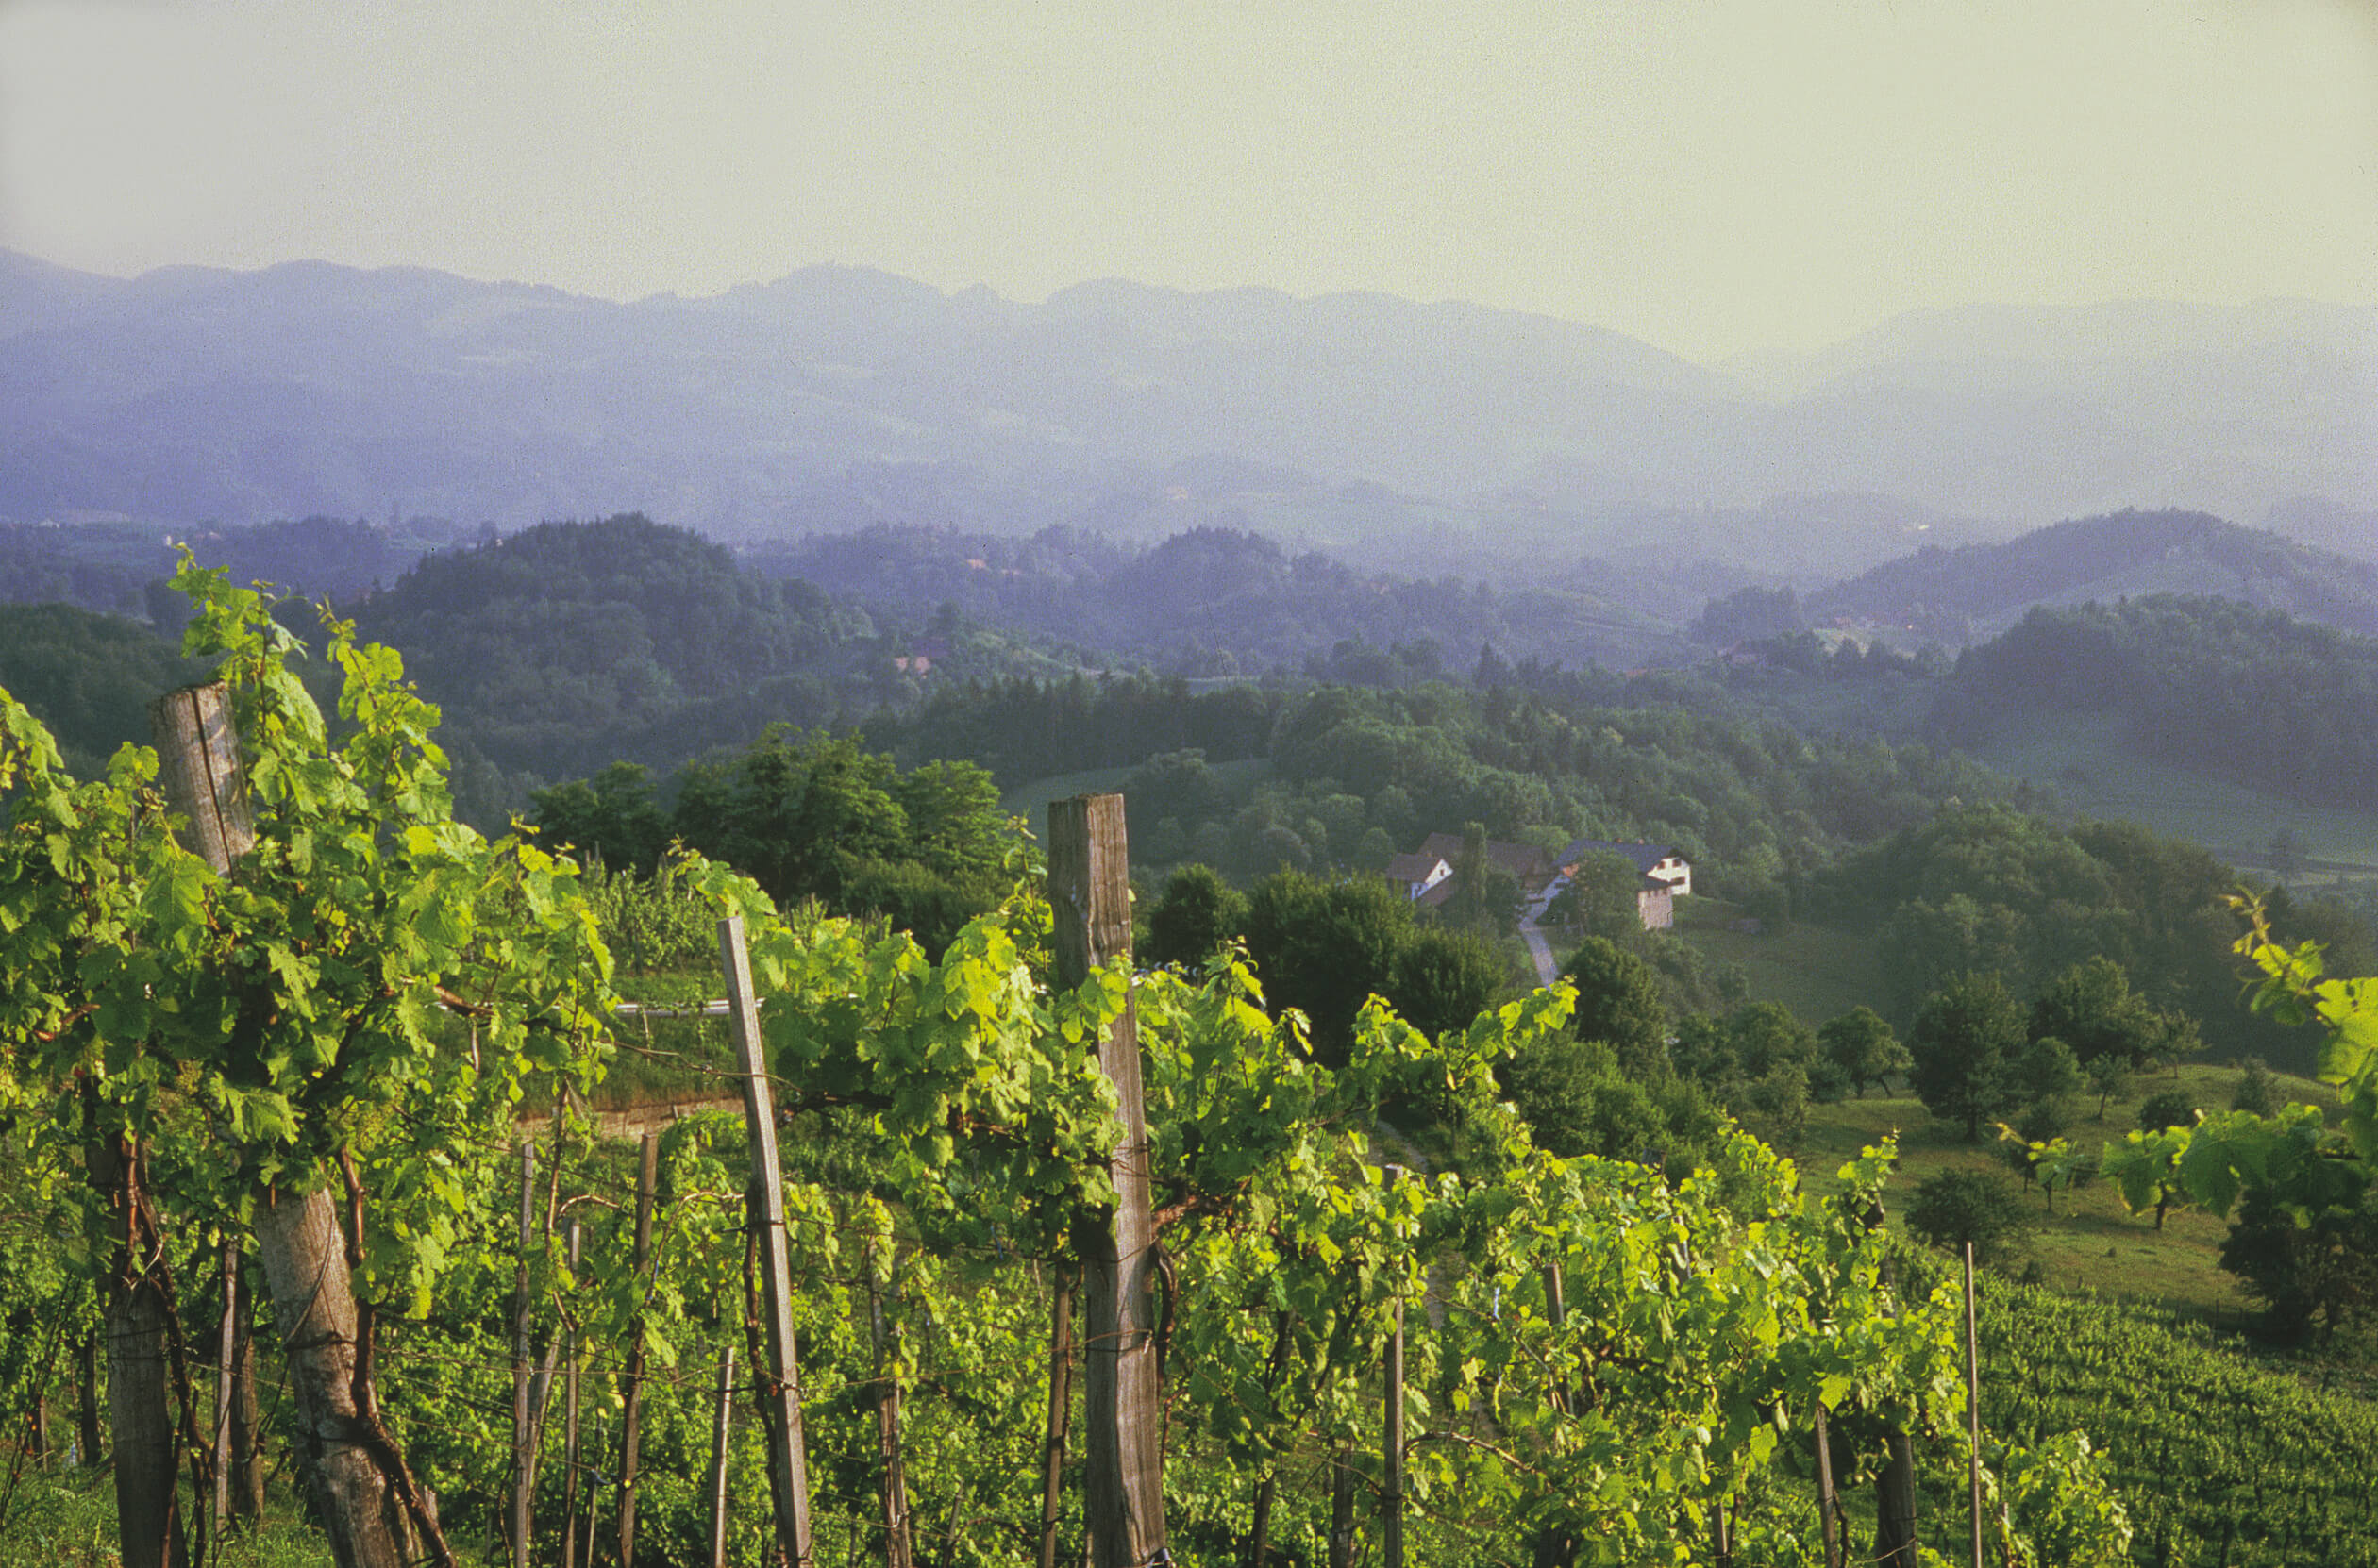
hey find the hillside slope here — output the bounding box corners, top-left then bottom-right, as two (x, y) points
(1810, 509), (2378, 643)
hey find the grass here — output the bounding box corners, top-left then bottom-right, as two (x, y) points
(1667, 897), (1883, 1025)
(1967, 710), (2378, 877)
(999, 758), (1275, 840)
(0, 1465), (332, 1568)
(1791, 1059), (2341, 1322)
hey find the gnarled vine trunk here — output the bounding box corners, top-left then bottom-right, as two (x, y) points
(254, 1187), (419, 1568)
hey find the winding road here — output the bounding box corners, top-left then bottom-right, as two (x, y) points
(1518, 883), (1564, 989)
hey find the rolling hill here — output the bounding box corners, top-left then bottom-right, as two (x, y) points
(1809, 509), (2378, 644)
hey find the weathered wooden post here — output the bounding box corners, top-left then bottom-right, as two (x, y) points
(560, 1217), (586, 1568)
(75, 1334), (102, 1468)
(866, 1250), (913, 1568)
(721, 914), (816, 1566)
(1037, 1264), (1076, 1568)
(1383, 1284), (1406, 1568)
(152, 682), (431, 1568)
(510, 1140), (537, 1568)
(615, 1132), (658, 1568)
(1327, 1452), (1356, 1568)
(84, 1122), (179, 1568)
(227, 1253), (264, 1525)
(1813, 1399), (1842, 1568)
(212, 1241), (238, 1538)
(1965, 1243), (1984, 1568)
(707, 1347), (735, 1568)
(1874, 1240), (1919, 1568)
(1047, 794), (1168, 1568)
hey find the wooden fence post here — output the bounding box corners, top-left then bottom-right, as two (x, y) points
(616, 1132), (657, 1568)
(721, 914), (816, 1567)
(1037, 1262), (1076, 1568)
(153, 682), (430, 1568)
(1047, 794), (1168, 1568)
(510, 1141), (536, 1568)
(1965, 1243), (1984, 1568)
(708, 1347), (735, 1568)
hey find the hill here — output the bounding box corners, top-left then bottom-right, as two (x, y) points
(0, 602), (203, 776)
(1807, 509), (2378, 644)
(4, 252), (2370, 573)
(747, 521), (1689, 674)
(1935, 594), (2378, 812)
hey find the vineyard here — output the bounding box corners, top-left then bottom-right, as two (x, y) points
(8, 559), (2370, 1568)
(1977, 1284), (2378, 1567)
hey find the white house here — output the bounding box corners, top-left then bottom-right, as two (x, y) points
(1382, 852), (1453, 903)
(1559, 839), (1692, 898)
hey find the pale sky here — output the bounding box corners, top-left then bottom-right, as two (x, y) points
(2, 0), (2372, 361)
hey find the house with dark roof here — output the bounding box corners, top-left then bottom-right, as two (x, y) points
(1558, 839), (1692, 898)
(1382, 852), (1453, 904)
(1415, 832), (1561, 894)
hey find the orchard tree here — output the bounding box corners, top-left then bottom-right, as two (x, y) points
(1559, 935), (1669, 1076)
(1548, 849), (1646, 942)
(2028, 956), (2175, 1071)
(1909, 972), (2030, 1140)
(1143, 862), (1248, 969)
(1819, 1006), (1909, 1097)
(1906, 1169), (2034, 1266)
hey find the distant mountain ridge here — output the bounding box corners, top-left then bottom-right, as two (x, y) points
(1809, 509), (2378, 643)
(2, 251), (2370, 571)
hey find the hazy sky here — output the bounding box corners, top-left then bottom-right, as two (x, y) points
(2, 0), (2372, 360)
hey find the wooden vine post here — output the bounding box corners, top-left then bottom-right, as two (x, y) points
(211, 1241), (238, 1539)
(1384, 1286), (1406, 1568)
(1381, 1164), (1408, 1568)
(1813, 1400), (1841, 1568)
(1047, 794), (1169, 1568)
(1965, 1243), (1984, 1568)
(83, 1119), (179, 1568)
(560, 1217), (587, 1568)
(1873, 1239), (1919, 1568)
(721, 914), (816, 1567)
(707, 1348), (736, 1568)
(1035, 1264), (1075, 1568)
(615, 1132), (658, 1568)
(510, 1141), (537, 1568)
(866, 1252), (913, 1568)
(150, 682), (428, 1568)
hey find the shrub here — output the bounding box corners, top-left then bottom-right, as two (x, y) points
(1906, 1169), (2035, 1267)
(2230, 1057), (2280, 1117)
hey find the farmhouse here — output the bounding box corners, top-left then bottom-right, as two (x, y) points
(1415, 832), (1561, 894)
(1558, 838), (1692, 898)
(1633, 875), (1676, 931)
(1382, 852), (1453, 904)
